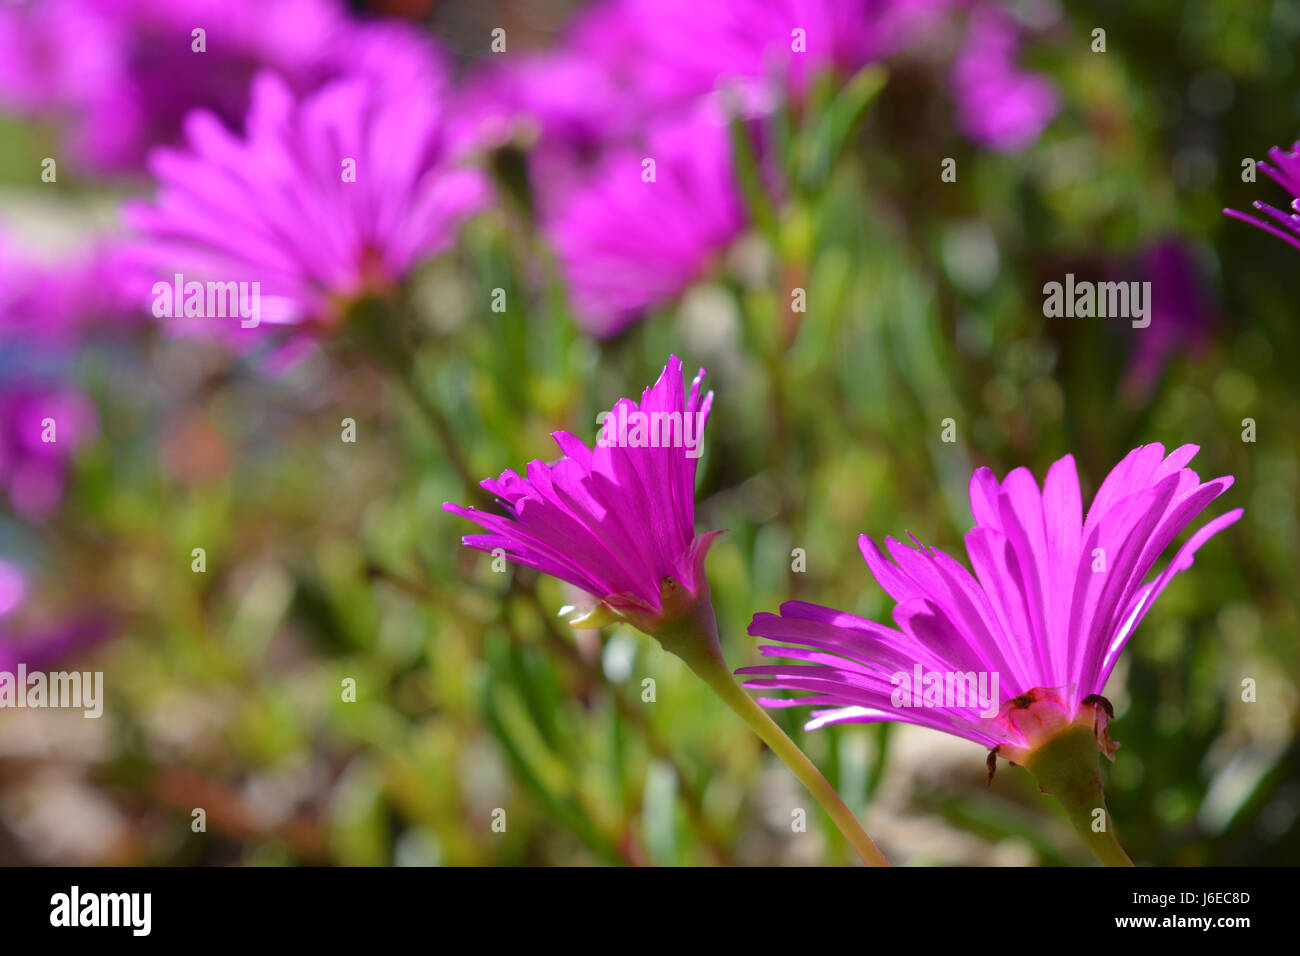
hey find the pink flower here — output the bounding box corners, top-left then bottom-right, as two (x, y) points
(544, 112), (748, 337)
(951, 5), (1059, 152)
(0, 561), (112, 670)
(0, 0), (443, 174)
(0, 238), (143, 345)
(444, 356), (719, 635)
(742, 444), (1241, 764)
(450, 51), (624, 162)
(0, 382), (98, 520)
(122, 69), (487, 329)
(568, 0), (953, 118)
(0, 560), (26, 617)
(1121, 238), (1215, 397)
(1223, 141), (1300, 253)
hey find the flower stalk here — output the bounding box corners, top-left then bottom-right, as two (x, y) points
(344, 295), (491, 509)
(652, 597), (890, 867)
(1021, 720), (1133, 867)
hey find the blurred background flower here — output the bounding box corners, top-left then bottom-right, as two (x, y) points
(0, 381), (97, 520)
(0, 0), (444, 176)
(545, 112), (748, 336)
(951, 4), (1059, 151)
(121, 68), (486, 332)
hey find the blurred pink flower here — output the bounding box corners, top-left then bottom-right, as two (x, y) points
(452, 0), (965, 176)
(0, 560), (26, 617)
(0, 616), (111, 671)
(1122, 238), (1215, 397)
(122, 69), (487, 329)
(0, 382), (98, 520)
(0, 562), (112, 669)
(569, 0), (954, 117)
(544, 112), (748, 337)
(0, 238), (144, 345)
(451, 51), (623, 161)
(951, 5), (1059, 152)
(0, 0), (444, 174)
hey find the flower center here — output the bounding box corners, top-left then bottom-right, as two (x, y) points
(993, 686), (1077, 751)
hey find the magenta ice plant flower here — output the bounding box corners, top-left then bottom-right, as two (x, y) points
(0, 561), (113, 671)
(0, 560), (25, 617)
(451, 0), (951, 177)
(122, 68), (487, 331)
(1121, 238), (1214, 398)
(742, 443), (1240, 864)
(743, 444), (1241, 766)
(1223, 141), (1300, 252)
(0, 0), (444, 175)
(567, 0), (953, 118)
(0, 382), (98, 521)
(444, 356), (719, 637)
(450, 50), (623, 163)
(951, 4), (1059, 152)
(445, 356), (890, 864)
(0, 237), (144, 346)
(0, 615), (111, 672)
(543, 111), (748, 337)
(446, 48), (629, 224)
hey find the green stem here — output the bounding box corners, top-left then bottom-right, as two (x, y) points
(657, 605), (890, 867)
(519, 588), (738, 866)
(1022, 723), (1134, 867)
(344, 295), (492, 509)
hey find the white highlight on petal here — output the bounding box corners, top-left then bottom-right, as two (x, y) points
(804, 706), (889, 731)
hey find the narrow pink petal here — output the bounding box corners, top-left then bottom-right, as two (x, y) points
(1094, 508), (1243, 692)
